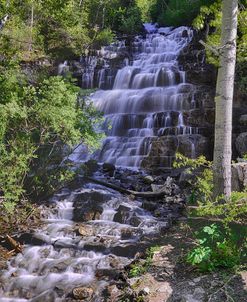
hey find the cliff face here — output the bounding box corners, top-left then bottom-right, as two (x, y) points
(67, 27), (247, 168)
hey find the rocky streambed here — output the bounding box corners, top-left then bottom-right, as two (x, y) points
(0, 163), (185, 301)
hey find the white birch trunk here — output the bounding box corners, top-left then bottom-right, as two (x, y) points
(213, 0), (238, 198)
(29, 4), (34, 52)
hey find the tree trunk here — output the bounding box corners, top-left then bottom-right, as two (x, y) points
(213, 0), (238, 198)
(29, 4), (34, 52)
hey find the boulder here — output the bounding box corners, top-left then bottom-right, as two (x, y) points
(239, 115), (247, 125)
(102, 162), (116, 176)
(142, 201), (158, 212)
(113, 205), (132, 223)
(177, 134), (210, 158)
(235, 132), (247, 156)
(104, 284), (122, 302)
(231, 162), (247, 191)
(73, 204), (103, 222)
(73, 191), (112, 221)
(77, 224), (95, 236)
(129, 214), (142, 227)
(143, 175), (154, 184)
(72, 287), (94, 300)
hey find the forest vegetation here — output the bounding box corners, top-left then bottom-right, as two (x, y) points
(0, 0), (246, 279)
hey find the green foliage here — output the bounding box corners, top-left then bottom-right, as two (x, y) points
(136, 0), (156, 22)
(93, 28), (115, 48)
(174, 153), (247, 224)
(0, 64), (102, 209)
(119, 6), (143, 35)
(173, 152), (212, 171)
(0, 197), (39, 234)
(197, 191), (247, 225)
(193, 0), (247, 93)
(173, 153), (213, 204)
(129, 246), (159, 277)
(150, 0), (215, 26)
(175, 154), (247, 272)
(187, 224), (245, 272)
(106, 1), (143, 35)
(0, 0), (143, 61)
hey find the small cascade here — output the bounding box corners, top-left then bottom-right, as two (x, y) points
(0, 181), (172, 301)
(91, 24), (203, 168)
(79, 40), (128, 90)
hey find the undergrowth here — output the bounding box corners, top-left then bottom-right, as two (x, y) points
(173, 153), (247, 272)
(128, 246), (159, 278)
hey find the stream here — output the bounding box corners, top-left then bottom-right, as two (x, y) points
(0, 170), (183, 301)
(0, 23), (197, 301)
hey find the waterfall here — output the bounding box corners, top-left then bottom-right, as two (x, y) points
(90, 24), (199, 168)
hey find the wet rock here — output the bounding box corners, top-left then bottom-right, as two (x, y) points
(179, 168), (195, 186)
(129, 214), (142, 227)
(50, 259), (72, 272)
(151, 184), (166, 192)
(113, 205), (132, 224)
(177, 135), (210, 159)
(182, 30), (189, 38)
(112, 244), (145, 258)
(73, 205), (103, 222)
(121, 228), (135, 239)
(185, 69), (216, 86)
(83, 242), (107, 253)
(73, 191), (112, 222)
(102, 162), (116, 176)
(143, 175), (155, 184)
(18, 233), (46, 246)
(77, 224), (95, 236)
(108, 254), (125, 269)
(142, 201), (158, 212)
(95, 268), (121, 281)
(72, 286), (94, 300)
(236, 132), (247, 156)
(74, 191), (112, 205)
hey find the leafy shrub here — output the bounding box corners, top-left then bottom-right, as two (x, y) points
(187, 224), (245, 272)
(193, 0), (247, 93)
(119, 6), (143, 35)
(0, 64), (102, 210)
(150, 0), (215, 26)
(174, 154), (247, 272)
(173, 153), (213, 204)
(197, 191), (247, 225)
(93, 28), (115, 48)
(136, 0), (156, 22)
(129, 246), (159, 277)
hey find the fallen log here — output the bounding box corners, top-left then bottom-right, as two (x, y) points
(85, 177), (169, 198)
(6, 235), (23, 254)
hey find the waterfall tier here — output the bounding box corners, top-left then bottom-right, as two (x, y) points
(89, 25), (209, 168)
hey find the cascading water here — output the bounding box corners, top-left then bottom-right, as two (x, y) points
(91, 24), (199, 167)
(0, 183), (170, 301)
(0, 24), (206, 301)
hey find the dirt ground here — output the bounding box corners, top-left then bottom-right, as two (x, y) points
(131, 220), (247, 302)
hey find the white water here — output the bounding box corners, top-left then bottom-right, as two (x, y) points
(0, 25), (197, 301)
(0, 184), (167, 301)
(90, 25), (198, 167)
